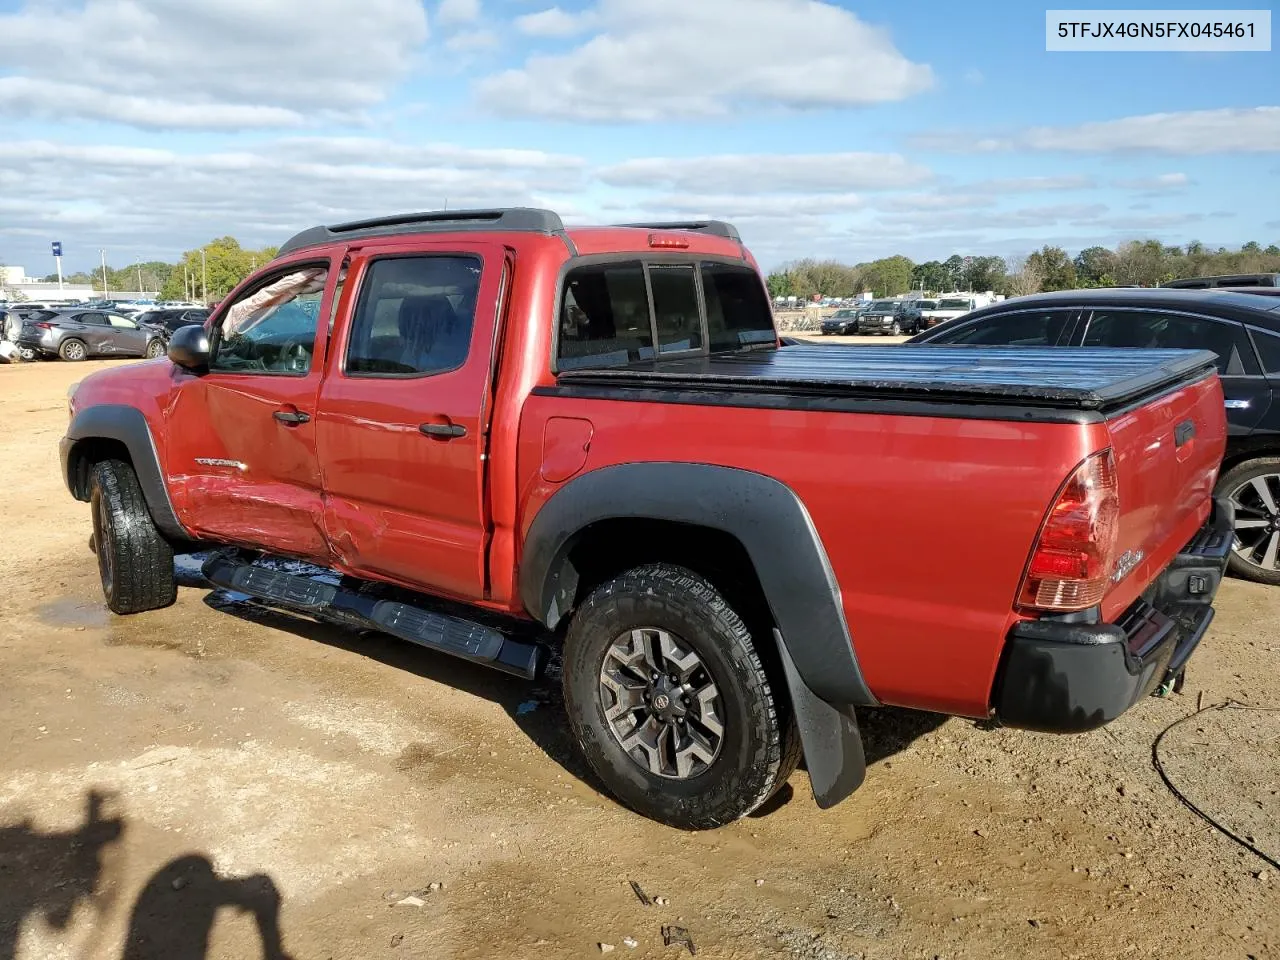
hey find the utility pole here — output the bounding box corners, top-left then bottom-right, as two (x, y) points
(201, 249), (208, 305)
(100, 249), (109, 299)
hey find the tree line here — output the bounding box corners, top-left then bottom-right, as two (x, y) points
(41, 237), (279, 303)
(767, 239), (1280, 301)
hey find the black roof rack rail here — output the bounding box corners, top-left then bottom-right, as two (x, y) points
(615, 220), (742, 242)
(275, 207), (566, 258)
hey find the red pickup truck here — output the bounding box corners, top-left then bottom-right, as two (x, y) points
(62, 208), (1234, 828)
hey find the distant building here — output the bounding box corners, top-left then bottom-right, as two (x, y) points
(0, 265), (152, 303)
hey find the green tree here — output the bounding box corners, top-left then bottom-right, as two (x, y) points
(1265, 244), (1280, 256)
(1242, 241), (1262, 254)
(161, 238), (278, 303)
(1026, 245), (1076, 291)
(968, 255), (1007, 293)
(862, 255), (914, 297)
(1073, 246), (1117, 286)
(1115, 239), (1172, 286)
(943, 254), (964, 291)
(766, 271), (794, 299)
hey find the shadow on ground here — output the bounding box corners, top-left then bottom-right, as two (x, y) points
(0, 790), (292, 960)
(177, 554), (949, 818)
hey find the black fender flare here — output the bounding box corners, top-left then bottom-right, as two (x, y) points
(519, 462), (877, 709)
(61, 404), (188, 541)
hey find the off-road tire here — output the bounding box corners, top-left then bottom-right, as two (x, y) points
(59, 338), (88, 361)
(1218, 457), (1280, 586)
(563, 563), (800, 829)
(90, 459), (177, 614)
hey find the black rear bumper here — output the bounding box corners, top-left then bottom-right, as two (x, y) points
(992, 497), (1234, 733)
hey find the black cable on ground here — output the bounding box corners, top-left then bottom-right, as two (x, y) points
(1152, 698), (1280, 872)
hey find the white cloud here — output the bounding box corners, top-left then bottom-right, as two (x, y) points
(1112, 172), (1190, 190)
(597, 153), (932, 193)
(437, 0), (481, 24)
(640, 193), (866, 221)
(0, 0), (428, 130)
(915, 107), (1280, 155)
(878, 203), (1110, 231)
(476, 0), (932, 121)
(0, 138), (585, 266)
(970, 174), (1095, 193)
(0, 77), (304, 130)
(446, 28), (500, 52)
(516, 6), (592, 37)
(881, 193), (997, 211)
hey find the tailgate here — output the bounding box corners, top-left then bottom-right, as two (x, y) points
(1101, 370), (1226, 619)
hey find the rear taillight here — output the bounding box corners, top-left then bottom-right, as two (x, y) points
(34, 321), (53, 329)
(1018, 449), (1120, 612)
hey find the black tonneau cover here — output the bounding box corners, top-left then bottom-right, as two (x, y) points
(554, 345), (1218, 411)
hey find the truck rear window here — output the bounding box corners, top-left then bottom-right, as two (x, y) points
(558, 260), (773, 370)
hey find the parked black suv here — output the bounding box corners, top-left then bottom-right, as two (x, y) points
(856, 299), (921, 336)
(910, 288), (1280, 585)
(820, 307), (864, 335)
(133, 308), (211, 340)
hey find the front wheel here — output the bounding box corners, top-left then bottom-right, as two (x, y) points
(145, 338), (166, 359)
(562, 564), (799, 829)
(1219, 457), (1280, 585)
(91, 459), (177, 614)
(890, 321), (902, 336)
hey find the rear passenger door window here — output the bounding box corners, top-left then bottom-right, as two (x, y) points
(345, 256), (480, 377)
(931, 309), (1076, 346)
(1082, 309), (1259, 376)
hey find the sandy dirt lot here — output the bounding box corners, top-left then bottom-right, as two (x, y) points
(1, 357), (1277, 960)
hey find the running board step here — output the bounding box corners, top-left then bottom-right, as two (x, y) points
(202, 556), (543, 679)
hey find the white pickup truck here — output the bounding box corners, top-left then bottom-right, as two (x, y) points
(922, 293), (995, 330)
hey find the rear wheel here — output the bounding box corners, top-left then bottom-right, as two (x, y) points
(1219, 457), (1280, 586)
(60, 338), (87, 361)
(562, 564), (799, 829)
(90, 459), (177, 614)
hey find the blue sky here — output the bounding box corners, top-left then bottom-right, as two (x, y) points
(0, 0), (1277, 275)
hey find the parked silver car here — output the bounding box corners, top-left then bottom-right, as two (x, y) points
(17, 309), (167, 361)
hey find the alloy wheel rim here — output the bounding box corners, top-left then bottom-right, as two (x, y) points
(66, 342), (84, 360)
(598, 627), (725, 780)
(1229, 473), (1280, 572)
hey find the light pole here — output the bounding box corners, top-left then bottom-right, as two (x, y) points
(201, 249), (208, 305)
(100, 249), (109, 300)
(136, 262), (144, 296)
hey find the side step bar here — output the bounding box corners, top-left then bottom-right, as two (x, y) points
(202, 556), (544, 679)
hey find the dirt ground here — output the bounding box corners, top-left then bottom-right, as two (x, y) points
(1, 357), (1277, 960)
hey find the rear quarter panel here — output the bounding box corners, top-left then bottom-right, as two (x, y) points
(517, 394), (1107, 717)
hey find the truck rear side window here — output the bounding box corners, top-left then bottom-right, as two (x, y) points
(558, 260), (773, 370)
(702, 262), (776, 351)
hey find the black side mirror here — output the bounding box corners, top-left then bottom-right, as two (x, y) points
(167, 324), (210, 373)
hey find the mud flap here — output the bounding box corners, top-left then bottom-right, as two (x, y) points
(775, 629), (867, 809)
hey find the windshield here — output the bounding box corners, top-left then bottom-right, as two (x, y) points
(937, 299), (973, 310)
(831, 309), (856, 318)
(917, 301), (937, 310)
(868, 301), (897, 312)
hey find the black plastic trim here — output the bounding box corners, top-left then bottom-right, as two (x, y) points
(533, 382), (1106, 425)
(776, 629), (867, 808)
(519, 462), (878, 707)
(993, 497), (1233, 733)
(276, 208), (565, 258)
(62, 404), (189, 541)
